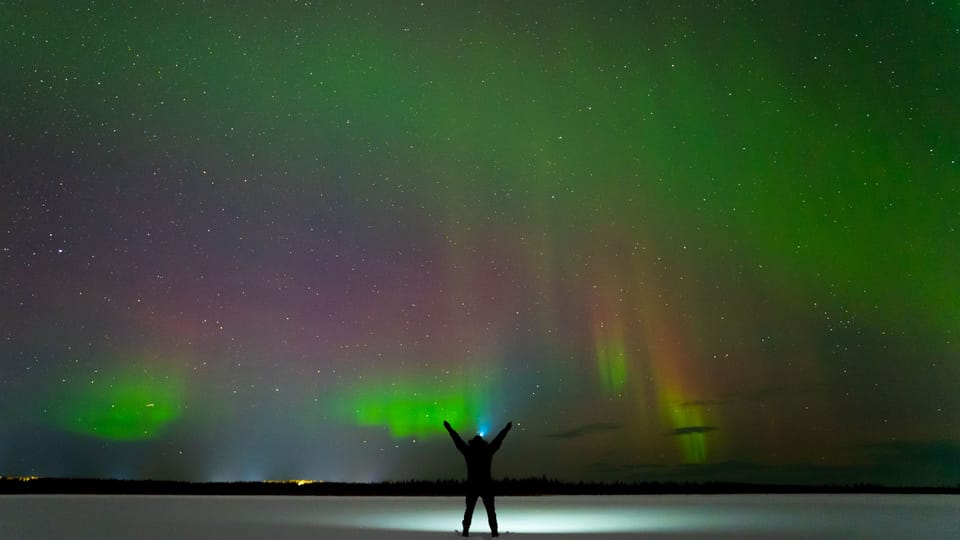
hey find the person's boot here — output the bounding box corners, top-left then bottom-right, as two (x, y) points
(462, 520), (470, 537)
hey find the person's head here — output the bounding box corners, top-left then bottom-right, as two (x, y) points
(469, 435), (487, 448)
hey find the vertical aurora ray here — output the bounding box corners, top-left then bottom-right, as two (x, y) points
(590, 283), (630, 395)
(594, 327), (628, 394)
(635, 280), (719, 465)
(585, 262), (637, 398)
(663, 393), (711, 464)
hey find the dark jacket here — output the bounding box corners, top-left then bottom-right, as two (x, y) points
(445, 422), (511, 486)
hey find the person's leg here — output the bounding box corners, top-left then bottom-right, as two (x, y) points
(462, 493), (479, 536)
(481, 493), (498, 536)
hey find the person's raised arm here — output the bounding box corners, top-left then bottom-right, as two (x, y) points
(489, 421), (512, 453)
(443, 420), (468, 453)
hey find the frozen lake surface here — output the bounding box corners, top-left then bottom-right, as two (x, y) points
(1, 494), (957, 539)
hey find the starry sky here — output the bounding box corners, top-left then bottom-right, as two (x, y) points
(2, 1), (958, 486)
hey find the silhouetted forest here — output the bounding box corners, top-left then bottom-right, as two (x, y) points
(2, 476), (957, 495)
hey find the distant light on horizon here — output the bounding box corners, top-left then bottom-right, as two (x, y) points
(261, 479), (323, 486)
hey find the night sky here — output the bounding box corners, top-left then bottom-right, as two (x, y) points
(2, 1), (958, 486)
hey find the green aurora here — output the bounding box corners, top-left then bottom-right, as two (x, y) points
(50, 367), (184, 441)
(1, 1), (958, 484)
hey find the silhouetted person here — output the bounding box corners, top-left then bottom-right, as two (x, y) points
(444, 419), (512, 537)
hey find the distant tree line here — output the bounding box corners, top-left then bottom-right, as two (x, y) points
(1, 476), (957, 495)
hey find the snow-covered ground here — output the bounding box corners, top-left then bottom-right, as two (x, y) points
(1, 494), (957, 539)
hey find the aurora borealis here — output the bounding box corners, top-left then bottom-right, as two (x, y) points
(1, 1), (958, 486)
